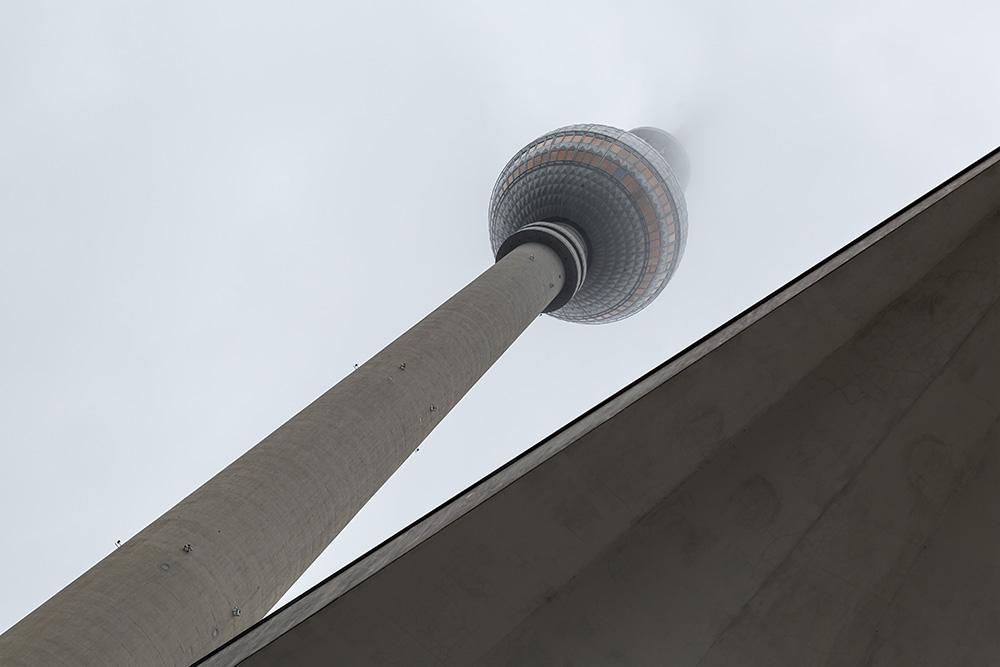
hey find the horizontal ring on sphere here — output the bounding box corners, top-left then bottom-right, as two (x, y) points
(489, 123), (687, 324)
(495, 221), (589, 313)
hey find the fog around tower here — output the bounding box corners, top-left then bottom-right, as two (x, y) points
(1, 0), (999, 631)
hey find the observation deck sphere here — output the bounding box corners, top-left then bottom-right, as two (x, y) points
(489, 124), (688, 324)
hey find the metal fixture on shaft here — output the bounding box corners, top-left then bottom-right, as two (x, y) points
(0, 123), (688, 667)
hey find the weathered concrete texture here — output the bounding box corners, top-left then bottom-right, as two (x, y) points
(0, 242), (565, 667)
(198, 147), (1000, 666)
(479, 210), (1000, 667)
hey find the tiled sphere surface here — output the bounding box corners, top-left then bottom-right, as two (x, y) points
(489, 124), (687, 324)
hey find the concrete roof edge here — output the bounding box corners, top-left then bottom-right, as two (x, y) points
(195, 143), (1000, 667)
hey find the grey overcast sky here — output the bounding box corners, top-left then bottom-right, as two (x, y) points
(2, 0), (999, 633)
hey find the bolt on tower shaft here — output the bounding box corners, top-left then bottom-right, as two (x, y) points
(0, 124), (688, 666)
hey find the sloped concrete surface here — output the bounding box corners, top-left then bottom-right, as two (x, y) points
(480, 208), (1000, 666)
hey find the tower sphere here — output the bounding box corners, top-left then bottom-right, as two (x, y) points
(489, 123), (688, 324)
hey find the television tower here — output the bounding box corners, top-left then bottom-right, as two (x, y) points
(0, 124), (688, 666)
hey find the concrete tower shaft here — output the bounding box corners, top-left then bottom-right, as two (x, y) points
(0, 242), (566, 666)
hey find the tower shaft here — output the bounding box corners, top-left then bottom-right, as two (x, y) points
(0, 242), (565, 667)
